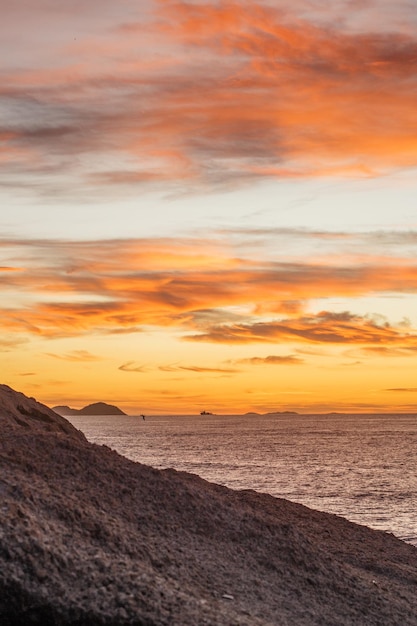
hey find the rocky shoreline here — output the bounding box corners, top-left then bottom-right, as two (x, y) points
(1, 384), (417, 625)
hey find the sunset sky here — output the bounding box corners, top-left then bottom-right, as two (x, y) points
(2, 0), (417, 414)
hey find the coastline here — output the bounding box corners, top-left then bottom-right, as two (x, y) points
(1, 385), (417, 625)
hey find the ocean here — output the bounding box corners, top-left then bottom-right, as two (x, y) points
(67, 412), (417, 547)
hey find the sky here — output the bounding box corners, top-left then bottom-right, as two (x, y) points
(1, 0), (417, 414)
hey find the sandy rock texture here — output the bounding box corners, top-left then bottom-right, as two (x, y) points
(1, 384), (417, 625)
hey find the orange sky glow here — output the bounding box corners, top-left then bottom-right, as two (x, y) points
(1, 0), (417, 413)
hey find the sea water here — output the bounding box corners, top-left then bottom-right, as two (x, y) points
(67, 413), (417, 546)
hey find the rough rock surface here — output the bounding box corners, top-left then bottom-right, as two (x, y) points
(1, 385), (417, 625)
(0, 384), (85, 441)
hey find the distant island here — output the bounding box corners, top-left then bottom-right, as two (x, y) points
(244, 411), (300, 416)
(265, 410), (299, 415)
(53, 402), (126, 416)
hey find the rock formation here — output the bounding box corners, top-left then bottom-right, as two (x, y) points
(1, 384), (417, 625)
(0, 384), (85, 440)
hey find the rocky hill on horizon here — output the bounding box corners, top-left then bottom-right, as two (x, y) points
(53, 401), (126, 416)
(1, 384), (417, 625)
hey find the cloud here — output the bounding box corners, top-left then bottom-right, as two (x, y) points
(1, 0), (417, 197)
(347, 346), (417, 358)
(0, 301), (144, 339)
(0, 336), (29, 351)
(5, 235), (417, 306)
(160, 364), (240, 374)
(385, 387), (417, 392)
(103, 3), (417, 183)
(237, 355), (304, 365)
(2, 233), (417, 345)
(187, 311), (417, 346)
(119, 362), (239, 374)
(45, 350), (103, 362)
(118, 361), (150, 373)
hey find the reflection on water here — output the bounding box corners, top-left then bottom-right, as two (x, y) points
(68, 413), (417, 546)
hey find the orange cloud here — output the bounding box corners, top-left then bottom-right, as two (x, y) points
(187, 311), (417, 346)
(118, 361), (239, 375)
(0, 337), (29, 351)
(345, 346), (417, 358)
(170, 365), (240, 374)
(45, 350), (103, 362)
(237, 355), (304, 365)
(2, 1), (417, 195)
(2, 233), (417, 348)
(4, 234), (417, 306)
(118, 362), (150, 373)
(149, 1), (417, 176)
